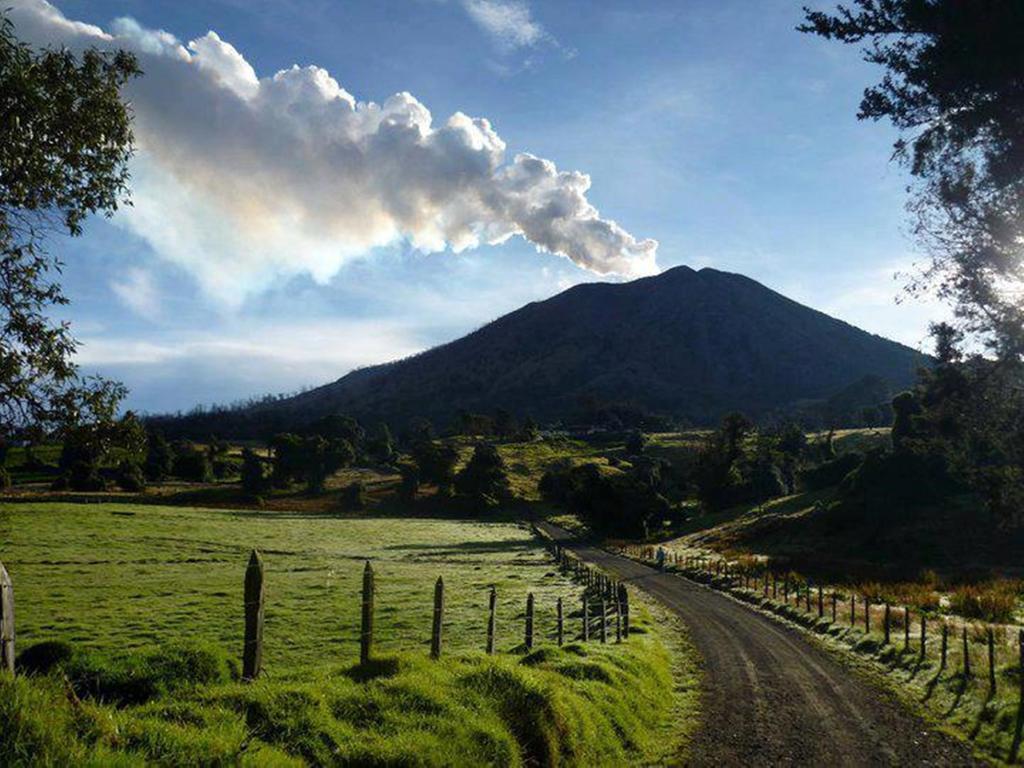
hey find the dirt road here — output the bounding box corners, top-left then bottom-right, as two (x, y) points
(539, 524), (983, 767)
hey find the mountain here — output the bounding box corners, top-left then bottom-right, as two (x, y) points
(229, 265), (926, 431)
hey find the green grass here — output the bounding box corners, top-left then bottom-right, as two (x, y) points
(0, 502), (696, 765)
(0, 503), (588, 668)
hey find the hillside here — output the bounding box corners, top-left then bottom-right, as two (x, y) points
(160, 266), (927, 434)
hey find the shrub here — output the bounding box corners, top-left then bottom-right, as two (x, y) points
(342, 481), (367, 510)
(116, 460), (146, 492)
(799, 452), (863, 491)
(53, 461), (106, 492)
(948, 581), (1022, 623)
(0, 466), (10, 490)
(144, 430), (173, 481)
(171, 442), (213, 482)
(455, 443), (511, 504)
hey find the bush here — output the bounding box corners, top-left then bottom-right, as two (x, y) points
(116, 460), (146, 492)
(171, 442), (213, 483)
(144, 431), (173, 481)
(948, 581), (1022, 623)
(455, 443), (511, 503)
(0, 466), (10, 490)
(799, 452), (863, 491)
(52, 461), (106, 492)
(341, 481), (366, 510)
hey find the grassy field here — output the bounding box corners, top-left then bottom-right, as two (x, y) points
(0, 503), (589, 668)
(0, 502), (696, 765)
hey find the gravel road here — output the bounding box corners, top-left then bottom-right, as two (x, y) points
(538, 523), (984, 767)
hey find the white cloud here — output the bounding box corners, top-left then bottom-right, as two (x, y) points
(110, 267), (161, 320)
(461, 0), (549, 50)
(75, 319), (424, 369)
(8, 1), (654, 306)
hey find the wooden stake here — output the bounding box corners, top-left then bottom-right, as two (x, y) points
(615, 599), (622, 643)
(920, 615), (927, 659)
(431, 576), (444, 659)
(582, 595), (589, 642)
(865, 598), (871, 633)
(903, 607), (910, 653)
(620, 584), (630, 640)
(525, 593), (534, 651)
(987, 627), (996, 693)
(242, 550), (265, 681)
(831, 592), (837, 624)
(487, 586), (497, 654)
(883, 603), (891, 645)
(360, 561), (374, 665)
(599, 597), (607, 643)
(818, 586), (824, 618)
(850, 593), (856, 627)
(556, 597), (563, 647)
(0, 561), (13, 676)
(941, 623), (948, 669)
(962, 625), (971, 678)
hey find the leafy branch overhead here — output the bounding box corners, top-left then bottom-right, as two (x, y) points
(0, 12), (139, 434)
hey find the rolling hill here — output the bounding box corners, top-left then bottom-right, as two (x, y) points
(220, 265), (926, 432)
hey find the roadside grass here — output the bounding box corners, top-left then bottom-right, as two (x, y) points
(648, 549), (1023, 765)
(0, 501), (697, 765)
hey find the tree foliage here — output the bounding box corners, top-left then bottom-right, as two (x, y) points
(1, 13), (139, 435)
(800, 0), (1024, 357)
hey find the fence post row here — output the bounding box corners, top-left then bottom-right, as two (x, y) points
(431, 577), (445, 660)
(242, 549), (265, 681)
(0, 561), (14, 676)
(360, 561), (375, 665)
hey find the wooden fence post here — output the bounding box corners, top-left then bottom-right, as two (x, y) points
(783, 575), (789, 603)
(920, 615), (927, 659)
(242, 550), (265, 681)
(0, 561), (13, 676)
(987, 627), (995, 693)
(556, 597), (563, 647)
(1018, 629), (1023, 710)
(883, 603), (891, 645)
(431, 576), (445, 659)
(599, 597), (607, 644)
(962, 625), (971, 678)
(865, 598), (871, 633)
(772, 572), (778, 599)
(487, 586), (497, 655)
(941, 623), (948, 669)
(582, 595), (589, 642)
(615, 598), (622, 643)
(831, 592), (837, 624)
(806, 582), (812, 612)
(525, 593), (534, 651)
(360, 561), (374, 665)
(818, 586), (824, 619)
(850, 594), (856, 627)
(619, 584), (630, 640)
(903, 607), (910, 653)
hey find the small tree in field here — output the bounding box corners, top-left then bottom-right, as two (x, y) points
(455, 443), (512, 505)
(240, 448), (267, 496)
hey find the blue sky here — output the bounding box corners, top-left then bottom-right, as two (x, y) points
(13, 0), (944, 414)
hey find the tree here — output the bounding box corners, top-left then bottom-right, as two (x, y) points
(625, 431), (648, 456)
(1, 13), (139, 435)
(144, 430), (173, 481)
(800, 1), (1024, 358)
(411, 440), (459, 495)
(368, 422), (395, 464)
(171, 441), (213, 483)
(240, 448), (267, 497)
(455, 443), (512, 504)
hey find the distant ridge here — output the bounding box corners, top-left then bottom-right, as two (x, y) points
(231, 265), (926, 430)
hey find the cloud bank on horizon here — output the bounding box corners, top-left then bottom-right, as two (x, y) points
(9, 0), (659, 305)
